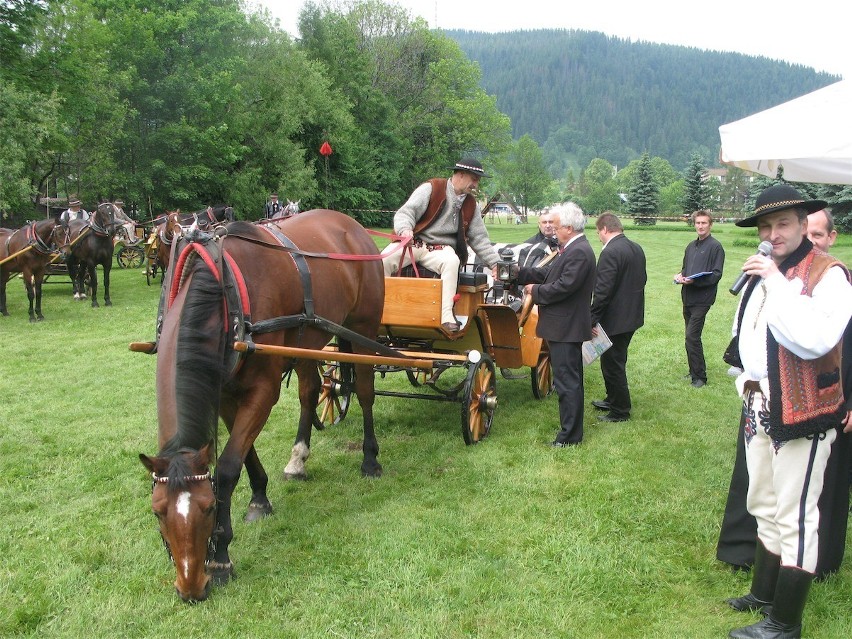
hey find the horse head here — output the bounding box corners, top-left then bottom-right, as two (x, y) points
(139, 443), (216, 603)
(92, 202), (122, 237)
(285, 200), (300, 216)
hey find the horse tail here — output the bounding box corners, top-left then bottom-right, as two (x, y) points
(162, 259), (228, 457)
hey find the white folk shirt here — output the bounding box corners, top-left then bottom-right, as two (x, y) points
(734, 266), (852, 399)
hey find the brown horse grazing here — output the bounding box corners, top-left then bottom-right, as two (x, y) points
(0, 218), (58, 321)
(58, 202), (121, 307)
(139, 209), (384, 602)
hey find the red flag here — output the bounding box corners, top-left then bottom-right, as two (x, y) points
(319, 141), (333, 156)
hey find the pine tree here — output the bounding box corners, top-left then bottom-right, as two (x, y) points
(682, 153), (709, 216)
(627, 152), (659, 225)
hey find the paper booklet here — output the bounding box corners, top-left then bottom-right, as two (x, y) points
(582, 323), (612, 366)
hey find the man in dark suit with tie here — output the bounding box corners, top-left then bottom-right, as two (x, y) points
(589, 212), (647, 422)
(516, 202), (596, 447)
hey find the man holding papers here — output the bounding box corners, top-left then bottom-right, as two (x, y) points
(673, 210), (725, 387)
(589, 213), (647, 422)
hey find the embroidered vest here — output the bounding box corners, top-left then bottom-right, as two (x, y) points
(766, 250), (848, 441)
(413, 178), (477, 264)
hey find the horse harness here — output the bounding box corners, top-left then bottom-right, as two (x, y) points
(3, 221), (55, 258)
(153, 223), (401, 377)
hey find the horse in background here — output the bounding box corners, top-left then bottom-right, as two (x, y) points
(270, 200), (299, 220)
(57, 201), (121, 307)
(0, 218), (58, 321)
(139, 209), (384, 602)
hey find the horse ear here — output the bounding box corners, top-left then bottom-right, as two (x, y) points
(139, 453), (167, 475)
(197, 442), (214, 467)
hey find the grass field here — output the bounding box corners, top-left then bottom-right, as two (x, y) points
(1, 218), (850, 638)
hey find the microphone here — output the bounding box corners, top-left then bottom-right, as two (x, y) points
(729, 240), (773, 295)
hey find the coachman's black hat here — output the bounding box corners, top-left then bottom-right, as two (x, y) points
(451, 158), (491, 178)
(736, 184), (826, 227)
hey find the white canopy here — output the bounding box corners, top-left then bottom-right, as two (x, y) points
(718, 79), (852, 185)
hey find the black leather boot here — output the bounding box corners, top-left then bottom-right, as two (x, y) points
(729, 566), (813, 639)
(726, 540), (780, 615)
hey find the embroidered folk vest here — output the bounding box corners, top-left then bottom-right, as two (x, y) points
(766, 250), (848, 441)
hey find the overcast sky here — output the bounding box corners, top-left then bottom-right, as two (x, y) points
(254, 0), (850, 83)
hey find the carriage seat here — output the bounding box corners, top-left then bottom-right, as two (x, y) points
(396, 263), (488, 289)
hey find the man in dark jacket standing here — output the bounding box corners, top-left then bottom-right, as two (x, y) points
(673, 210), (725, 387)
(589, 212), (647, 422)
(516, 202), (596, 447)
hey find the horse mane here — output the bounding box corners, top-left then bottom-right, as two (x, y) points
(161, 260), (227, 457)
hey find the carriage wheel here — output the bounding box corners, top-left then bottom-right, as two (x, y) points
(146, 257), (160, 286)
(461, 353), (497, 445)
(531, 347), (555, 399)
(117, 245), (144, 269)
(316, 361), (353, 427)
(406, 368), (433, 387)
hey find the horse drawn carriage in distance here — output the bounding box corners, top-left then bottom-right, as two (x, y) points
(131, 208), (551, 602)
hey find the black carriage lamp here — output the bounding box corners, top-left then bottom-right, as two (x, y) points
(496, 247), (517, 283)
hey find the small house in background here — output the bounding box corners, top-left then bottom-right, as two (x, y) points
(481, 194), (524, 223)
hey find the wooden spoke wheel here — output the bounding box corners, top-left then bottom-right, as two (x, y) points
(316, 361), (353, 428)
(117, 244), (144, 269)
(461, 353), (497, 445)
(531, 347), (554, 399)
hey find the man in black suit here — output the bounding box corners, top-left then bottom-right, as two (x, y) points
(516, 202), (596, 447)
(589, 212), (647, 422)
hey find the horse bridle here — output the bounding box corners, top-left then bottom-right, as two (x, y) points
(150, 471), (218, 565)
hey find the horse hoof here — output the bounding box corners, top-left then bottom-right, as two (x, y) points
(29, 317), (37, 323)
(283, 471), (307, 481)
(91, 302), (99, 308)
(244, 502), (273, 523)
(105, 300), (112, 306)
(361, 464), (383, 479)
(207, 562), (235, 586)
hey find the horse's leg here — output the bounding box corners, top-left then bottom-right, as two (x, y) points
(102, 261), (111, 306)
(0, 273), (8, 316)
(283, 360), (321, 480)
(23, 269), (36, 322)
(243, 446), (273, 522)
(220, 399), (272, 523)
(33, 272), (45, 321)
(68, 261), (80, 299)
(208, 388), (277, 586)
(89, 263), (99, 307)
(354, 359), (382, 478)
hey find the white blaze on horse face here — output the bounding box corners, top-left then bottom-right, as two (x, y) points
(176, 491), (192, 521)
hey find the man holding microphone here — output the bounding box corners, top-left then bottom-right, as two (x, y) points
(723, 185), (852, 639)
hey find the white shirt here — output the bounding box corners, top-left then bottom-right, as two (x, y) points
(734, 265), (852, 397)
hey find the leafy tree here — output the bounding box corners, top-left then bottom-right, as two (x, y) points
(498, 135), (550, 219)
(626, 152), (659, 224)
(681, 152), (709, 215)
(660, 180), (685, 217)
(579, 158), (620, 214)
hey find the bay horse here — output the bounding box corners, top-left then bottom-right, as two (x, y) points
(138, 209), (384, 602)
(58, 202), (121, 307)
(0, 218), (58, 321)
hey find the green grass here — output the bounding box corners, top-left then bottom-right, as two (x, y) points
(0, 222), (850, 639)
